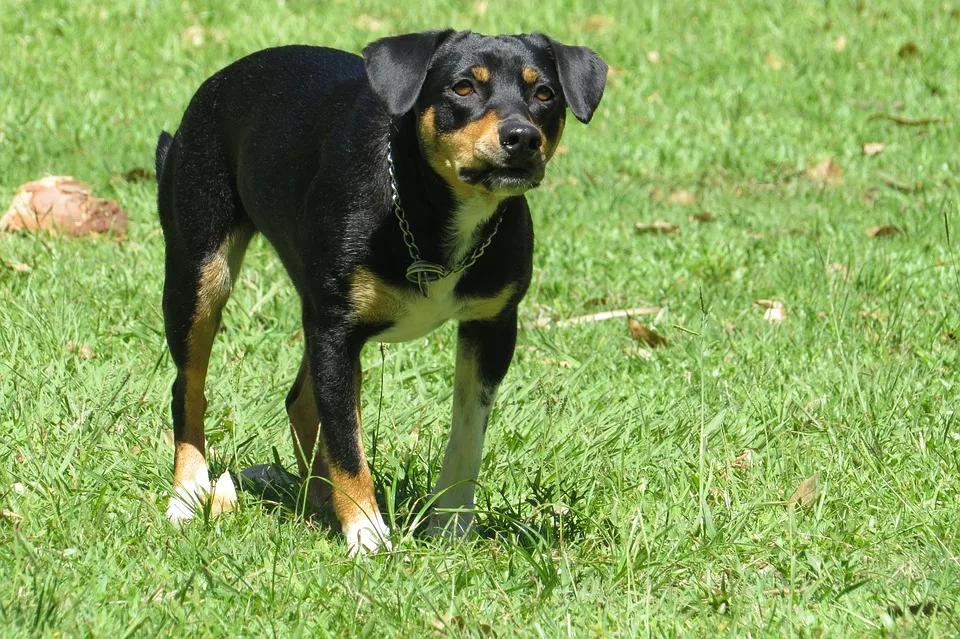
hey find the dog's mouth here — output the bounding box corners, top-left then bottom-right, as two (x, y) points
(459, 163), (544, 194)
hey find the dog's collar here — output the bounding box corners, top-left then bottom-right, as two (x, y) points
(387, 142), (504, 298)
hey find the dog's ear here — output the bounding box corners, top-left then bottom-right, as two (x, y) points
(363, 30), (456, 117)
(541, 37), (607, 124)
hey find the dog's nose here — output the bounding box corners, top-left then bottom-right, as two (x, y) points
(499, 121), (542, 156)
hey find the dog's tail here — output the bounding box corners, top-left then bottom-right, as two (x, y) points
(155, 131), (174, 181)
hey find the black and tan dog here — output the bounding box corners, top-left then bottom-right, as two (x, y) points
(156, 30), (606, 554)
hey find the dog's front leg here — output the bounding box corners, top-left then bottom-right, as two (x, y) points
(304, 317), (390, 556)
(430, 309), (518, 537)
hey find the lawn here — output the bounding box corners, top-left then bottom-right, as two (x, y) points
(2, 0), (959, 636)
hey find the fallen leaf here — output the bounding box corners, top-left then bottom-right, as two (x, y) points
(897, 42), (920, 58)
(646, 50), (660, 64)
(753, 299), (787, 323)
(732, 449), (753, 470)
(833, 35), (847, 52)
(582, 15), (615, 33)
(1, 176), (127, 238)
(764, 51), (784, 70)
(356, 14), (386, 31)
(65, 341), (95, 359)
(0, 509), (23, 522)
(163, 429), (175, 446)
(869, 113), (947, 126)
(783, 474), (818, 507)
(879, 172), (921, 193)
(182, 25), (205, 47)
(866, 225), (903, 238)
(5, 261), (30, 272)
(806, 157), (844, 186)
(628, 316), (668, 348)
(862, 142), (885, 156)
(689, 211), (716, 223)
(863, 188), (881, 206)
(635, 221), (680, 234)
(667, 190), (697, 206)
(110, 167), (154, 184)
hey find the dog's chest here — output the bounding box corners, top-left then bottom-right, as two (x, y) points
(350, 269), (513, 343)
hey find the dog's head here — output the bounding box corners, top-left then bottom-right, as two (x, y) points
(363, 30), (607, 197)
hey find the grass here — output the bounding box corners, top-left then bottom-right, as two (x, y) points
(2, 0), (959, 635)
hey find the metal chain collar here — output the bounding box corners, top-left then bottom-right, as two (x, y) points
(386, 143), (504, 297)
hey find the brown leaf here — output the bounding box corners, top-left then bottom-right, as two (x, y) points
(356, 14), (386, 31)
(689, 211), (716, 223)
(628, 316), (667, 348)
(163, 429), (175, 446)
(861, 142), (885, 156)
(1, 176), (127, 238)
(582, 15), (616, 33)
(833, 35), (847, 52)
(732, 449), (753, 470)
(667, 190), (697, 206)
(635, 221), (680, 234)
(866, 225), (903, 238)
(5, 261), (30, 272)
(753, 299), (787, 323)
(897, 42), (920, 58)
(879, 172), (921, 193)
(783, 474), (819, 507)
(0, 509), (23, 522)
(869, 113), (947, 126)
(764, 51), (784, 70)
(806, 157), (844, 186)
(110, 167), (154, 184)
(182, 25), (205, 47)
(66, 341), (95, 359)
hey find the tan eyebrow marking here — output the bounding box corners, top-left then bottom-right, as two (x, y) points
(470, 66), (490, 82)
(522, 67), (539, 84)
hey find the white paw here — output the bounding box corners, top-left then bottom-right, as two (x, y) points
(343, 515), (392, 556)
(165, 468), (212, 523)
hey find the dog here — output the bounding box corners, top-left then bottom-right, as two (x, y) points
(155, 30), (606, 555)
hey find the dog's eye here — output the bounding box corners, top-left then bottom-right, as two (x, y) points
(535, 86), (555, 102)
(452, 80), (475, 96)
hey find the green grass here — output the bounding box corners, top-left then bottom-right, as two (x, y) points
(2, 0), (959, 635)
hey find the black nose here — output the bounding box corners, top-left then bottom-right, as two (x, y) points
(499, 121), (542, 156)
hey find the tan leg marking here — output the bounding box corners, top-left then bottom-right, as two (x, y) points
(167, 229), (252, 522)
(327, 401), (390, 555)
(288, 355), (331, 507)
(429, 338), (495, 538)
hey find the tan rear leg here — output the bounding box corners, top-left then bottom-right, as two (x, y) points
(164, 229), (252, 522)
(286, 353), (332, 508)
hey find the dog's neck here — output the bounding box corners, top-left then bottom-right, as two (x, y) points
(387, 118), (505, 270)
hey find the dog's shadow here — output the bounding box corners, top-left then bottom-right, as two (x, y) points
(231, 462), (589, 549)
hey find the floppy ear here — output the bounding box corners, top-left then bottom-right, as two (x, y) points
(362, 30), (456, 117)
(544, 37), (608, 124)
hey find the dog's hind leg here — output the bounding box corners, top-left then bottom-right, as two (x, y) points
(159, 138), (253, 522)
(286, 352), (332, 509)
